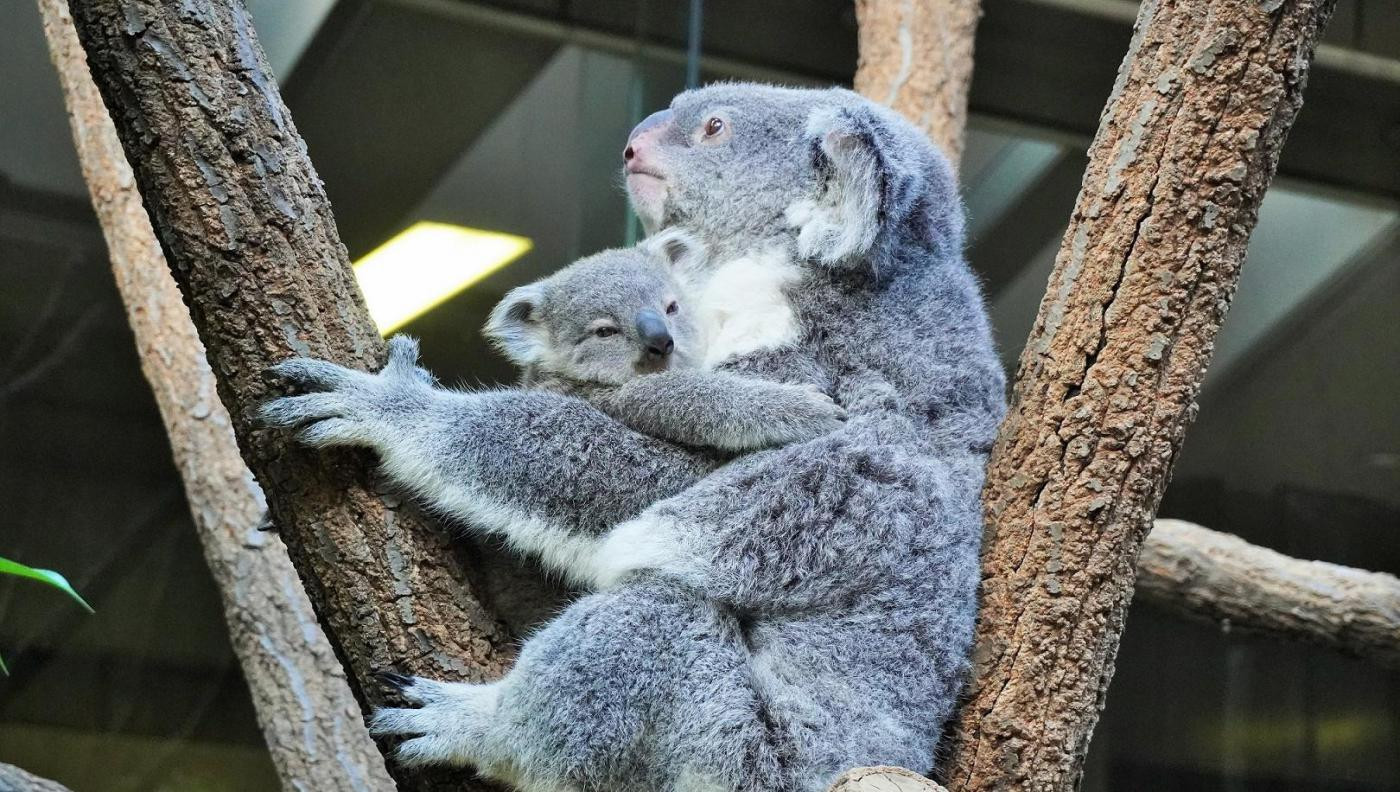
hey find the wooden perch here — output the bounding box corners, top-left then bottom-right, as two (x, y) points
(829, 766), (948, 792)
(1137, 519), (1400, 670)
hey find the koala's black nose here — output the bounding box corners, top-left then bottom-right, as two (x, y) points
(635, 309), (674, 358)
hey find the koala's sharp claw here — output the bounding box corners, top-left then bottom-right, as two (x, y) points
(259, 392), (347, 428)
(373, 669), (415, 691)
(296, 417), (365, 448)
(268, 357), (359, 391)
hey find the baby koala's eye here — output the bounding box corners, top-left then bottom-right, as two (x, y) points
(594, 326), (619, 338)
(703, 117), (725, 137)
(665, 301), (680, 315)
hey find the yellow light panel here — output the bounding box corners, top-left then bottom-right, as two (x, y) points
(353, 221), (533, 334)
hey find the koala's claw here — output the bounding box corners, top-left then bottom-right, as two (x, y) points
(259, 392), (347, 428)
(297, 417), (371, 448)
(372, 669), (415, 691)
(267, 357), (360, 391)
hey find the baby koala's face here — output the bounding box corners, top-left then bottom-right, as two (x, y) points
(485, 244), (702, 387)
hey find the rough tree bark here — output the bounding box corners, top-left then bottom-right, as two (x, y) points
(943, 0), (1338, 789)
(0, 763), (74, 792)
(853, 0), (981, 164)
(64, 1), (511, 789)
(37, 2), (396, 789)
(1138, 519), (1400, 670)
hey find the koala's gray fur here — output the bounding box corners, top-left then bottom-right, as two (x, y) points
(484, 234), (846, 454)
(261, 83), (1005, 792)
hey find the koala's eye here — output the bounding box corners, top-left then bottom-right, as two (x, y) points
(594, 326), (619, 338)
(703, 117), (725, 137)
(665, 301), (680, 315)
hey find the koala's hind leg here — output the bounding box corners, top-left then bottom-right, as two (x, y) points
(373, 578), (786, 792)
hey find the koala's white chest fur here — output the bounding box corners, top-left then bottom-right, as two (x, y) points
(682, 247), (802, 368)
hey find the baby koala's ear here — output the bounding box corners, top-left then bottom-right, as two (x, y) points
(641, 228), (706, 272)
(483, 282), (548, 367)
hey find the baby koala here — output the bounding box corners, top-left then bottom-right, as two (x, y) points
(484, 232), (845, 454)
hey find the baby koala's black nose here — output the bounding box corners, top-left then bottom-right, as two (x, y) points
(635, 309), (674, 358)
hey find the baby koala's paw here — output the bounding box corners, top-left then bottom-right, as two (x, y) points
(784, 384), (848, 439)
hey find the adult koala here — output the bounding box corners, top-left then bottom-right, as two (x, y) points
(264, 84), (1005, 792)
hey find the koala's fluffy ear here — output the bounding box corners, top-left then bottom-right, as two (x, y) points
(641, 228), (706, 273)
(483, 283), (548, 367)
(786, 102), (961, 268)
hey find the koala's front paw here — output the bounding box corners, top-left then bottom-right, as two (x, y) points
(784, 384), (847, 441)
(369, 672), (501, 768)
(261, 335), (430, 450)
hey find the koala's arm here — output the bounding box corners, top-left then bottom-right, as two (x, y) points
(586, 369), (845, 453)
(260, 338), (716, 585)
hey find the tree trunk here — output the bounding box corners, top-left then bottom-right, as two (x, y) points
(63, 1), (512, 788)
(0, 763), (74, 792)
(36, 2), (396, 789)
(853, 0), (981, 163)
(943, 0), (1337, 789)
(1138, 519), (1400, 670)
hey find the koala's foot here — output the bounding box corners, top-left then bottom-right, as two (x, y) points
(260, 335), (432, 450)
(370, 673), (503, 768)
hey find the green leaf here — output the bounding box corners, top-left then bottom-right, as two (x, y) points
(0, 556), (94, 613)
(0, 649), (8, 676)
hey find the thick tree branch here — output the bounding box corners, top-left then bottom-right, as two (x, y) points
(853, 0), (981, 163)
(37, 2), (395, 788)
(1137, 519), (1400, 670)
(64, 1), (511, 788)
(944, 0), (1337, 789)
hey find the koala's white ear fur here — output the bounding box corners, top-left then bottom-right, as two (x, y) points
(785, 105), (883, 266)
(484, 283), (548, 366)
(641, 228), (707, 273)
